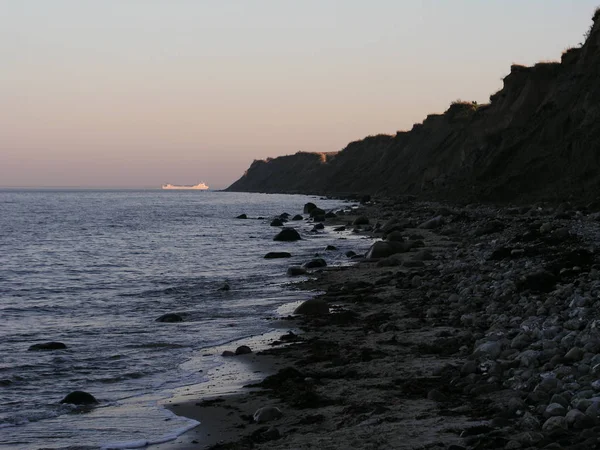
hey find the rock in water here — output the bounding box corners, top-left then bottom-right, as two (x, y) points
(236, 214), (248, 219)
(155, 313), (183, 323)
(264, 252), (292, 259)
(365, 241), (411, 259)
(235, 345), (252, 355)
(294, 299), (329, 316)
(292, 214), (303, 221)
(28, 342), (67, 351)
(303, 202), (317, 214)
(253, 406), (283, 423)
(270, 218), (284, 227)
(287, 266), (307, 276)
(353, 216), (369, 225)
(304, 258), (327, 269)
(273, 228), (301, 241)
(60, 391), (98, 405)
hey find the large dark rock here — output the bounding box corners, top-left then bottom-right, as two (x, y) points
(518, 270), (557, 293)
(287, 266), (307, 276)
(264, 252), (292, 259)
(309, 208), (326, 218)
(274, 228), (301, 241)
(236, 214), (248, 219)
(60, 391), (98, 405)
(291, 214), (303, 221)
(270, 218), (284, 227)
(235, 345), (252, 355)
(365, 241), (412, 259)
(28, 342), (67, 351)
(304, 258), (327, 269)
(353, 216), (370, 225)
(294, 299), (329, 316)
(303, 202), (317, 214)
(155, 313), (183, 323)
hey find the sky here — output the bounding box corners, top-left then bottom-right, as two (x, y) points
(1, 0), (598, 189)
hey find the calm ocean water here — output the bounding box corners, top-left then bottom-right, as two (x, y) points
(0, 190), (371, 450)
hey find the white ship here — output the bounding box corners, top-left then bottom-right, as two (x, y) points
(161, 182), (209, 190)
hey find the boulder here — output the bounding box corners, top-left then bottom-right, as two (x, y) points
(28, 342), (67, 351)
(333, 226), (346, 232)
(353, 216), (370, 226)
(365, 241), (411, 259)
(155, 313), (183, 323)
(385, 231), (404, 242)
(60, 391), (98, 405)
(303, 202), (317, 214)
(264, 252), (292, 259)
(291, 214), (303, 221)
(325, 211), (337, 218)
(222, 350), (235, 357)
(218, 283), (231, 291)
(274, 228), (301, 242)
(270, 218), (284, 227)
(325, 245), (337, 251)
(287, 266), (307, 276)
(294, 299), (329, 316)
(312, 223), (325, 231)
(253, 406), (283, 423)
(235, 345), (252, 355)
(304, 258), (327, 269)
(418, 215), (444, 229)
(236, 214), (248, 219)
(309, 208), (326, 218)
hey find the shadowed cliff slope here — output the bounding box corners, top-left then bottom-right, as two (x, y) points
(227, 11), (600, 203)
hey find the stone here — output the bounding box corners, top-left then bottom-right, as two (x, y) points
(222, 350), (235, 357)
(235, 345), (252, 355)
(218, 283), (230, 291)
(303, 202), (317, 214)
(427, 389), (448, 402)
(60, 391), (98, 405)
(345, 250), (357, 258)
(418, 215), (444, 229)
(28, 342), (67, 351)
(353, 216), (370, 226)
(264, 252), (292, 259)
(294, 299), (329, 316)
(566, 408), (594, 429)
(365, 241), (411, 259)
(155, 313), (183, 323)
(518, 270), (557, 293)
(274, 228), (301, 242)
(287, 266), (307, 276)
(291, 214), (303, 221)
(385, 230), (404, 241)
(236, 214), (248, 219)
(541, 416), (568, 435)
(309, 208), (326, 219)
(304, 258), (326, 269)
(253, 406), (283, 423)
(564, 347), (584, 362)
(270, 218), (284, 226)
(325, 245), (337, 251)
(472, 341), (503, 360)
(312, 223), (325, 231)
(544, 403), (567, 418)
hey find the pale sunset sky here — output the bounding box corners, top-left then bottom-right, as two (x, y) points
(1, 1), (598, 189)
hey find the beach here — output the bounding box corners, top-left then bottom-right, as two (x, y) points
(151, 198), (600, 450)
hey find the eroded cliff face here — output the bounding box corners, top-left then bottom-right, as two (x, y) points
(227, 13), (600, 203)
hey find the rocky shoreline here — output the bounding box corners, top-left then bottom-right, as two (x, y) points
(157, 197), (600, 449)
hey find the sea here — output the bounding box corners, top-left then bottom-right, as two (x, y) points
(0, 189), (372, 450)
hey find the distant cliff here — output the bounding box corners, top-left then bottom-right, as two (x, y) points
(227, 10), (600, 203)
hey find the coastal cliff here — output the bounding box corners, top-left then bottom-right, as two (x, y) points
(227, 11), (600, 203)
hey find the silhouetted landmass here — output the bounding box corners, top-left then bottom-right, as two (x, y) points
(227, 11), (600, 203)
